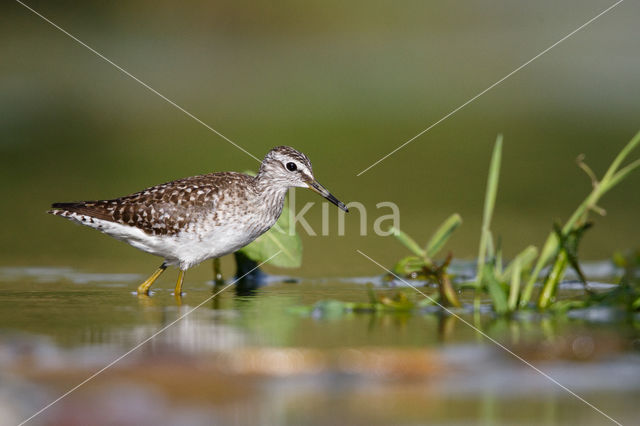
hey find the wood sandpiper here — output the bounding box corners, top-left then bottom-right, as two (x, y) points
(48, 146), (348, 295)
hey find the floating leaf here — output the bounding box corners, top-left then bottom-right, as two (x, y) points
(425, 213), (462, 259)
(312, 300), (354, 318)
(416, 293), (440, 307)
(392, 255), (425, 276)
(378, 291), (415, 311)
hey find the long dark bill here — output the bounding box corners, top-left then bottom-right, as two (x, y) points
(307, 180), (349, 212)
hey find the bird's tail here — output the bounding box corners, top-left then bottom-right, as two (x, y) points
(48, 200), (115, 224)
(48, 202), (85, 216)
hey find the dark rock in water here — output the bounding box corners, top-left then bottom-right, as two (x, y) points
(233, 251), (268, 295)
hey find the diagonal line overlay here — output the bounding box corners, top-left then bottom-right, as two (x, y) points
(357, 249), (622, 426)
(18, 251), (281, 426)
(15, 0), (261, 163)
(356, 0), (624, 176)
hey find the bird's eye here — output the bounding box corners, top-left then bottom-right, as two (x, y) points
(286, 162), (297, 172)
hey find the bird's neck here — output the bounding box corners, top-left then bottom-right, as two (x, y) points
(253, 175), (289, 215)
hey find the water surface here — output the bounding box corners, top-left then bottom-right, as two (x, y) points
(1, 266), (638, 425)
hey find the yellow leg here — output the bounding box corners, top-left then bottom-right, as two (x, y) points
(174, 270), (186, 296)
(137, 263), (167, 295)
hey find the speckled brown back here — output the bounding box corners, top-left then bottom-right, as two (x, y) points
(49, 172), (256, 236)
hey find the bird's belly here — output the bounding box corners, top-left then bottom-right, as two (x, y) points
(189, 229), (254, 262)
(160, 221), (267, 269)
(88, 209), (276, 270)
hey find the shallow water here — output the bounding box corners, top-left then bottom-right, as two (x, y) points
(3, 1), (640, 424)
(1, 265), (638, 425)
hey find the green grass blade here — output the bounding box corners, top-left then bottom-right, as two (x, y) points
(496, 241), (503, 277)
(520, 234), (556, 307)
(605, 158), (640, 191)
(389, 226), (426, 258)
(476, 135), (503, 287)
(538, 250), (568, 309)
(522, 131), (640, 308)
(500, 245), (538, 282)
(507, 258), (522, 312)
(485, 230), (496, 259)
(483, 263), (508, 315)
(602, 130), (640, 182)
(425, 213), (462, 258)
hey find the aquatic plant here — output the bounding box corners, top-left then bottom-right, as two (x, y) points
(389, 213), (462, 307)
(472, 135), (538, 314)
(474, 131), (640, 313)
(288, 284), (438, 317)
(521, 131), (640, 308)
(228, 133), (640, 317)
(387, 131), (640, 316)
(551, 250), (640, 314)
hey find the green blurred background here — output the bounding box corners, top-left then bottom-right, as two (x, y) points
(1, 0), (638, 278)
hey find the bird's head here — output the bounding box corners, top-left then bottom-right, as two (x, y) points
(258, 146), (348, 212)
